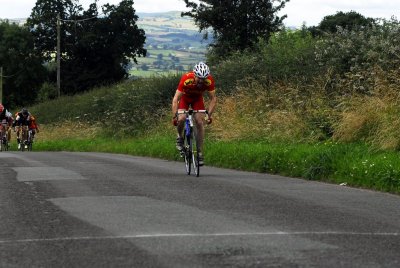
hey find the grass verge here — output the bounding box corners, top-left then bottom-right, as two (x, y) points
(31, 135), (400, 195)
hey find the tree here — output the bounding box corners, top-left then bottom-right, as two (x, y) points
(0, 21), (47, 107)
(182, 0), (290, 59)
(27, 0), (146, 94)
(26, 0), (80, 62)
(310, 11), (375, 36)
(63, 0), (147, 93)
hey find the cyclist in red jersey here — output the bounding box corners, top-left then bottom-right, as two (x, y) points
(172, 62), (217, 166)
(0, 104), (13, 144)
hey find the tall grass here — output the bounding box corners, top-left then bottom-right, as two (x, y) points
(334, 69), (400, 149)
(210, 77), (337, 143)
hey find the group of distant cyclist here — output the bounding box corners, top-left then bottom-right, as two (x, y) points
(0, 104), (39, 150)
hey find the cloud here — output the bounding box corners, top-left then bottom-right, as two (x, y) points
(0, 0), (398, 25)
(79, 0), (188, 13)
(281, 0), (399, 26)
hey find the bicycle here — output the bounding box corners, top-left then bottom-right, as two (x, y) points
(18, 125), (33, 151)
(177, 109), (207, 177)
(0, 124), (9, 152)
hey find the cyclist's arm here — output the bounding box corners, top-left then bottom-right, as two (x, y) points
(172, 90), (183, 116)
(34, 121), (40, 133)
(207, 90), (217, 116)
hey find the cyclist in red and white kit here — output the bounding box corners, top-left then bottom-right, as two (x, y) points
(172, 62), (217, 166)
(0, 104), (14, 144)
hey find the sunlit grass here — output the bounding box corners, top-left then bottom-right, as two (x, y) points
(33, 134), (400, 194)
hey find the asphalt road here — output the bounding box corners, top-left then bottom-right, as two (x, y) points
(0, 151), (399, 267)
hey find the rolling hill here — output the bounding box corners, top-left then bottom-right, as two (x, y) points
(133, 11), (211, 77)
(1, 11), (210, 78)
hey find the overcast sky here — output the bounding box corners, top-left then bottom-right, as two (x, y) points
(0, 0), (398, 27)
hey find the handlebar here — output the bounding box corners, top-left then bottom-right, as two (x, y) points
(176, 109), (212, 125)
(177, 109), (208, 115)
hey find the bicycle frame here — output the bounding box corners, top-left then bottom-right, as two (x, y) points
(177, 109), (207, 177)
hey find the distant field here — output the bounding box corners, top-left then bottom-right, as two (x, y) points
(130, 69), (180, 78)
(131, 47), (207, 77)
(137, 11), (199, 32)
(132, 11), (210, 77)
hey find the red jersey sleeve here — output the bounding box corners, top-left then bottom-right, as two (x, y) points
(205, 75), (215, 92)
(177, 72), (194, 93)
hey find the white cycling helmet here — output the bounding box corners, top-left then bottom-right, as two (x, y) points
(193, 62), (210, 79)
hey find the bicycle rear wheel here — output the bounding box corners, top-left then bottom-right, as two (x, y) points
(0, 130), (4, 152)
(184, 130), (191, 175)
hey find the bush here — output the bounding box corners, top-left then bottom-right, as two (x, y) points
(211, 28), (318, 95)
(31, 75), (180, 137)
(101, 74), (179, 137)
(257, 28), (318, 83)
(36, 82), (58, 102)
(315, 18), (400, 94)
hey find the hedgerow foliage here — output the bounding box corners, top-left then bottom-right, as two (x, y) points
(211, 18), (400, 148)
(32, 75), (179, 137)
(315, 18), (400, 95)
(211, 28), (318, 92)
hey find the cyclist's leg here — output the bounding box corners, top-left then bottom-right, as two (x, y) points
(194, 112), (205, 153)
(177, 95), (192, 136)
(176, 96), (191, 151)
(0, 125), (4, 144)
(176, 111), (186, 137)
(1, 124), (7, 143)
(22, 126), (29, 148)
(192, 97), (206, 165)
(176, 111), (186, 151)
(7, 126), (11, 142)
(30, 129), (36, 141)
(15, 126), (21, 142)
(14, 125), (20, 149)
(193, 97), (206, 150)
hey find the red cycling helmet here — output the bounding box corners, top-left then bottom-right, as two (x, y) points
(0, 104), (4, 113)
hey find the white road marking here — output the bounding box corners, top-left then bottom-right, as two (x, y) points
(0, 231), (399, 244)
(12, 167), (85, 181)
